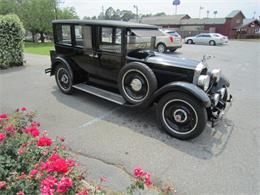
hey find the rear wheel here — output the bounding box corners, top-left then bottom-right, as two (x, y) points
(187, 39), (193, 44)
(55, 63), (74, 94)
(118, 62), (157, 105)
(157, 92), (207, 140)
(157, 43), (167, 53)
(209, 40), (216, 46)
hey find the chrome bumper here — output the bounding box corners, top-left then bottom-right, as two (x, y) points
(211, 94), (232, 127)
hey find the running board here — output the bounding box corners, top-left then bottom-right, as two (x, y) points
(73, 83), (126, 105)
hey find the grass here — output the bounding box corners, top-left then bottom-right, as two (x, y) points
(24, 42), (54, 55)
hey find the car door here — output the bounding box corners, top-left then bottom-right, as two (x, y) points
(70, 25), (99, 75)
(96, 26), (123, 82)
(202, 34), (212, 44)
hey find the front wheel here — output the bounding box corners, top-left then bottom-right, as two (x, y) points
(157, 92), (207, 140)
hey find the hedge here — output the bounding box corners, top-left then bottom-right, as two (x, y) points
(0, 14), (25, 69)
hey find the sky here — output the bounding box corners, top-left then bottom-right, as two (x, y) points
(61, 0), (260, 19)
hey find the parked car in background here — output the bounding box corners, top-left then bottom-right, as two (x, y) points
(185, 33), (226, 46)
(155, 29), (182, 53)
(212, 33), (229, 43)
(46, 20), (232, 140)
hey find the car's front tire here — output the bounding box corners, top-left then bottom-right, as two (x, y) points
(118, 62), (157, 105)
(55, 63), (74, 94)
(157, 92), (207, 140)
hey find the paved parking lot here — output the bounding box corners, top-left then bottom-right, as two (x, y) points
(0, 40), (259, 194)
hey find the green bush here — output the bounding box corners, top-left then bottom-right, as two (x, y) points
(0, 14), (25, 69)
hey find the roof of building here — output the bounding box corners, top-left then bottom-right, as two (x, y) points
(52, 20), (158, 29)
(226, 10), (245, 18)
(180, 18), (226, 25)
(236, 18), (260, 29)
(135, 14), (190, 25)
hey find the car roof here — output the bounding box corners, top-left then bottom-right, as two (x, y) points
(52, 19), (159, 29)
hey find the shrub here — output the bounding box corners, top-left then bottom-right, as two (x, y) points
(0, 14), (25, 69)
(0, 108), (175, 195)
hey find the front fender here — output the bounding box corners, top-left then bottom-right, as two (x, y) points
(148, 81), (211, 107)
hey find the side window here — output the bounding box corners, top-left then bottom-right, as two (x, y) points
(100, 27), (121, 53)
(75, 25), (83, 46)
(56, 25), (72, 45)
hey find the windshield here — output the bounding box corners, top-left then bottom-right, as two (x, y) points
(166, 31), (180, 37)
(127, 29), (164, 51)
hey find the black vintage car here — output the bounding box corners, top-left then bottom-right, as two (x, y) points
(45, 20), (232, 140)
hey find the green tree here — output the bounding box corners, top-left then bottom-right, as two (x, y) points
(58, 7), (79, 19)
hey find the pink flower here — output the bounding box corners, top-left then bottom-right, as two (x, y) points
(18, 148), (24, 155)
(23, 126), (39, 137)
(0, 114), (8, 120)
(31, 121), (40, 127)
(49, 153), (61, 161)
(76, 189), (89, 195)
(29, 169), (38, 177)
(0, 133), (6, 142)
(4, 124), (15, 133)
(57, 176), (73, 193)
(144, 172), (152, 187)
(134, 167), (144, 177)
(100, 176), (108, 183)
(37, 136), (52, 147)
(0, 181), (6, 189)
(16, 191), (25, 195)
(21, 107), (27, 111)
(40, 176), (58, 195)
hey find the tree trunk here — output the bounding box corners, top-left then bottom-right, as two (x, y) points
(32, 32), (36, 42)
(40, 32), (45, 43)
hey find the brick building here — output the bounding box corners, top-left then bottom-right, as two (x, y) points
(136, 10), (260, 38)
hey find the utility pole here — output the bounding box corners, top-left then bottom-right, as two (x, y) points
(253, 11), (256, 19)
(133, 5), (139, 23)
(102, 5), (105, 19)
(207, 10), (210, 18)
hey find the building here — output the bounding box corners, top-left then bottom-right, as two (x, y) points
(136, 10), (260, 38)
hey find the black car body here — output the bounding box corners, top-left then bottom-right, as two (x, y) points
(46, 20), (232, 140)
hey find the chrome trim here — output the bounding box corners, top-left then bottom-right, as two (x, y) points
(193, 62), (207, 84)
(211, 69), (221, 82)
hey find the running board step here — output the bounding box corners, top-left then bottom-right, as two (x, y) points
(73, 83), (126, 105)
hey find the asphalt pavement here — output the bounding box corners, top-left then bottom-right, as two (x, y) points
(0, 40), (259, 195)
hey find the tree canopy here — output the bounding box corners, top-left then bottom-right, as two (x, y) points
(0, 0), (79, 42)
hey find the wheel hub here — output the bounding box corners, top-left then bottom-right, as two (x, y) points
(61, 74), (69, 84)
(173, 109), (188, 123)
(130, 78), (142, 92)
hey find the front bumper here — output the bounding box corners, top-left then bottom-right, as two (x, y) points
(207, 87), (233, 127)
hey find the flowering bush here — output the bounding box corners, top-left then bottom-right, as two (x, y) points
(0, 108), (175, 195)
(0, 108), (91, 194)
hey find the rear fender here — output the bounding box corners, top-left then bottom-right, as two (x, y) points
(148, 81), (211, 107)
(51, 56), (74, 79)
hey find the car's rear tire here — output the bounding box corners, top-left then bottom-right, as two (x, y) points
(187, 39), (193, 44)
(118, 62), (157, 105)
(55, 63), (74, 94)
(209, 40), (216, 46)
(157, 43), (167, 53)
(157, 92), (207, 140)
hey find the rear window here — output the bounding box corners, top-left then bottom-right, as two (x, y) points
(167, 31), (180, 37)
(56, 25), (72, 45)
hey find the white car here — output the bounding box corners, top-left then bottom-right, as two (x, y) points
(185, 33), (227, 46)
(155, 29), (182, 53)
(212, 33), (229, 43)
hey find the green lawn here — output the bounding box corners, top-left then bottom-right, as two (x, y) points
(24, 42), (54, 55)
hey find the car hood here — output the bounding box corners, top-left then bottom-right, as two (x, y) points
(146, 53), (201, 70)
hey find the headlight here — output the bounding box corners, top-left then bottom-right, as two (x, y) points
(198, 75), (210, 91)
(211, 69), (221, 82)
